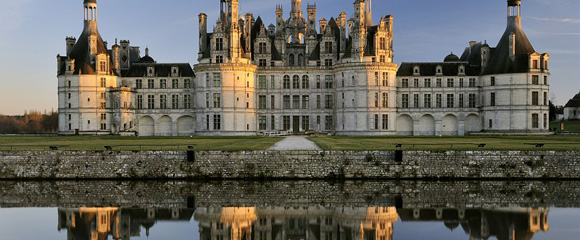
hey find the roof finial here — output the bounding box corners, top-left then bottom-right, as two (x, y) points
(145, 47), (149, 56)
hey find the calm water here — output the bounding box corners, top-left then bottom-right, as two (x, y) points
(0, 181), (578, 240)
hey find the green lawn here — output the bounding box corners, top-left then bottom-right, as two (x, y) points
(309, 135), (580, 151)
(550, 120), (580, 132)
(0, 136), (282, 151)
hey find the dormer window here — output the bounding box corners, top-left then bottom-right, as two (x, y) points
(436, 66), (442, 75)
(413, 66), (420, 75)
(171, 67), (179, 77)
(459, 66), (465, 74)
(147, 67), (155, 77)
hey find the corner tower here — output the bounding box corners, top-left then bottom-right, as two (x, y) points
(57, 0), (118, 135)
(481, 0), (550, 132)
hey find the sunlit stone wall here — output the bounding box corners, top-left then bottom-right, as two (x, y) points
(0, 150), (579, 179)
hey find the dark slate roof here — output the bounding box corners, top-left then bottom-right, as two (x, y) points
(444, 53), (460, 62)
(201, 33), (212, 58)
(397, 62), (480, 77)
(139, 55), (155, 63)
(309, 42), (321, 61)
(62, 22), (116, 76)
(124, 63), (194, 78)
(328, 18), (342, 60)
(249, 17), (264, 61)
(484, 17), (536, 75)
(84, 0), (97, 3)
(460, 42), (484, 67)
(343, 36), (352, 58)
(271, 37), (282, 60)
(364, 26), (378, 56)
(565, 93), (580, 108)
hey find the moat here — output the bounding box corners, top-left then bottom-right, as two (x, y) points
(0, 180), (578, 240)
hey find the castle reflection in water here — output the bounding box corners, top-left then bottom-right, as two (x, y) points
(58, 206), (549, 240)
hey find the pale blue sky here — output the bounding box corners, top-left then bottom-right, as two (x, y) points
(0, 0), (578, 115)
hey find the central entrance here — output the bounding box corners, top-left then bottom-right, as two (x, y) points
(293, 116), (300, 134)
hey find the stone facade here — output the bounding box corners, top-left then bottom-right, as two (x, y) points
(58, 0), (549, 136)
(1, 150), (579, 179)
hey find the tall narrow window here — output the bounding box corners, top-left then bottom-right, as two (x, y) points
(258, 95), (267, 109)
(184, 95), (191, 109)
(325, 42), (333, 53)
(148, 79), (155, 89)
(325, 95), (333, 109)
(413, 94), (419, 108)
(302, 75), (310, 89)
(258, 42), (267, 54)
(213, 73), (221, 87)
(325, 76), (333, 89)
(382, 72), (389, 86)
(532, 75), (539, 85)
(213, 115), (222, 130)
(436, 94), (442, 108)
(382, 93), (389, 108)
(424, 94), (431, 108)
(447, 94), (454, 108)
(172, 95), (179, 109)
(213, 93), (221, 108)
(283, 75), (291, 89)
(160, 95), (167, 109)
(459, 94), (464, 108)
(147, 95), (155, 109)
(532, 91), (539, 106)
(402, 94), (409, 108)
(532, 113), (539, 128)
(215, 38), (223, 51)
(302, 95), (310, 109)
(382, 114), (389, 130)
(293, 75), (300, 89)
(469, 94), (476, 108)
(172, 79), (179, 88)
(490, 92), (496, 106)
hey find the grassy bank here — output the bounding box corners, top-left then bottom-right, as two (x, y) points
(309, 135), (580, 151)
(0, 136), (281, 151)
(550, 120), (580, 132)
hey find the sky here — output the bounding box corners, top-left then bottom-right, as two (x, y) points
(0, 0), (578, 115)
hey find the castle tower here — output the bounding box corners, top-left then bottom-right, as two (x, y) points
(307, 3), (317, 36)
(199, 13), (208, 60)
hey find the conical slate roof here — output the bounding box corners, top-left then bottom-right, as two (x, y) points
(484, 17), (536, 75)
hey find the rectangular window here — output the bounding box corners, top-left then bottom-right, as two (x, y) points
(491, 77), (496, 86)
(382, 72), (389, 86)
(258, 76), (267, 89)
(532, 91), (539, 106)
(424, 79), (431, 88)
(543, 92), (548, 106)
(325, 59), (333, 66)
(402, 94), (409, 108)
(382, 114), (389, 130)
(375, 93), (380, 107)
(283, 76), (291, 89)
(213, 73), (221, 87)
(532, 113), (539, 128)
(490, 92), (496, 106)
(325, 95), (333, 109)
(293, 76), (300, 89)
(136, 79), (142, 89)
(382, 93), (389, 108)
(424, 94), (432, 108)
(206, 115), (210, 130)
(325, 76), (333, 89)
(459, 78), (464, 87)
(302, 76), (310, 89)
(259, 59), (267, 67)
(401, 79), (409, 88)
(447, 94), (454, 108)
(316, 95), (321, 109)
(100, 78), (107, 88)
(160, 95), (167, 109)
(271, 95), (275, 109)
(206, 73), (210, 87)
(469, 94), (476, 108)
(543, 114), (548, 129)
(213, 115), (221, 130)
(100, 114), (106, 121)
(532, 75), (539, 85)
(302, 95), (310, 109)
(380, 37), (386, 50)
(447, 78), (454, 88)
(213, 93), (221, 108)
(258, 95), (267, 109)
(489, 119), (493, 128)
(374, 114), (379, 130)
(184, 95), (191, 109)
(375, 72), (380, 86)
(99, 61), (106, 72)
(271, 115), (275, 130)
(148, 79), (155, 89)
(205, 93), (210, 108)
(283, 95), (291, 109)
(292, 95), (300, 109)
(325, 42), (333, 53)
(414, 79), (419, 88)
(469, 78), (476, 87)
(215, 38), (223, 51)
(258, 42), (267, 54)
(533, 60), (539, 69)
(544, 76), (548, 85)
(259, 116), (267, 130)
(172, 95), (179, 109)
(270, 76), (275, 89)
(100, 123), (107, 130)
(137, 95), (143, 109)
(283, 116), (291, 130)
(160, 79), (167, 89)
(325, 115), (333, 130)
(413, 94), (419, 108)
(184, 79), (191, 88)
(436, 94), (442, 108)
(316, 76), (321, 89)
(302, 116), (310, 131)
(147, 95), (155, 109)
(172, 79), (179, 88)
(436, 78), (442, 87)
(459, 94), (464, 108)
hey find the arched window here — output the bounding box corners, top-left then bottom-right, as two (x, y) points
(298, 54), (304, 66)
(293, 75), (300, 89)
(302, 75), (310, 89)
(298, 33), (305, 44)
(283, 75), (291, 89)
(289, 54), (295, 66)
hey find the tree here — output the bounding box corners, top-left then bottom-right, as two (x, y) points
(549, 101), (557, 121)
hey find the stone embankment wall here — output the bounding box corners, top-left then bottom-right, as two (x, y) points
(0, 181), (578, 208)
(0, 150), (579, 179)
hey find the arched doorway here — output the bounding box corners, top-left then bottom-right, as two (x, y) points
(465, 114), (482, 133)
(177, 116), (195, 136)
(396, 115), (414, 136)
(138, 116), (155, 136)
(158, 116), (173, 136)
(418, 115), (436, 136)
(442, 114), (459, 136)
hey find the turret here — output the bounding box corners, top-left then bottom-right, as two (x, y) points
(66, 37), (76, 56)
(307, 4), (317, 36)
(353, 0), (366, 27)
(112, 39), (120, 74)
(276, 4), (284, 31)
(291, 0), (302, 18)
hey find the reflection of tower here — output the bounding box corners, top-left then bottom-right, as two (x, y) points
(196, 207), (257, 240)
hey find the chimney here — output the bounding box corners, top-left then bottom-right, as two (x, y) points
(66, 37), (76, 56)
